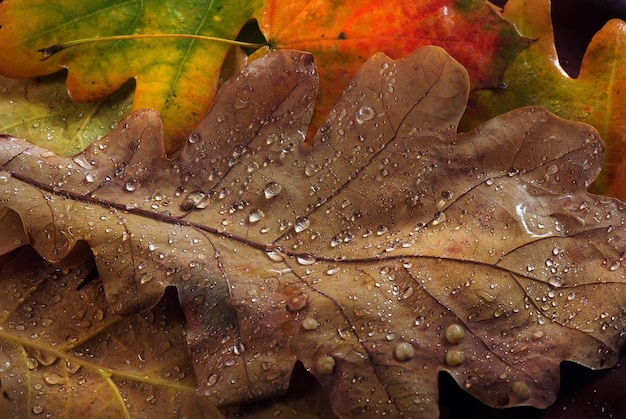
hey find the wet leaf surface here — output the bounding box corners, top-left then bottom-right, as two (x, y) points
(2, 47), (626, 417)
(0, 247), (220, 418)
(0, 73), (134, 156)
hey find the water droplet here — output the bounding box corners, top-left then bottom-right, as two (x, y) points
(125, 179), (138, 192)
(376, 225), (388, 236)
(26, 357), (38, 369)
(232, 144), (246, 157)
(548, 276), (563, 287)
(85, 173), (96, 183)
(265, 133), (277, 145)
(32, 406), (44, 415)
(316, 356), (336, 375)
(508, 167), (519, 176)
(247, 162), (259, 173)
(445, 349), (465, 367)
(401, 286), (414, 299)
(0, 172), (10, 184)
(266, 247), (285, 261)
(296, 254), (316, 266)
(188, 133), (200, 144)
(511, 381), (531, 401)
(394, 342), (415, 361)
(73, 155), (92, 170)
(264, 182), (282, 199)
(207, 373), (219, 386)
(140, 273), (153, 285)
(610, 261), (621, 271)
(432, 212), (446, 226)
(546, 164), (559, 175)
(43, 372), (65, 385)
(294, 217), (310, 233)
(302, 317), (319, 330)
(287, 293), (308, 311)
(233, 343), (245, 355)
(445, 324), (465, 344)
(355, 105), (376, 124)
(180, 190), (206, 211)
(248, 209), (265, 223)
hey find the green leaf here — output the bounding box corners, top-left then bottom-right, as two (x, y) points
(0, 73), (133, 155)
(0, 0), (262, 152)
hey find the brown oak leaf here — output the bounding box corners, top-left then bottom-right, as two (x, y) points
(2, 47), (626, 417)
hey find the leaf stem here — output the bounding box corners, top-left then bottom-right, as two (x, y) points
(39, 34), (267, 60)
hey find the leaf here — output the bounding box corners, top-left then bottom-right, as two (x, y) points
(0, 73), (134, 156)
(259, 0), (531, 138)
(0, 0), (262, 151)
(0, 246), (221, 418)
(460, 0), (626, 200)
(0, 0), (528, 153)
(2, 47), (626, 417)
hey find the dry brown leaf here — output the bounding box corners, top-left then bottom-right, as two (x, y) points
(1, 47), (626, 417)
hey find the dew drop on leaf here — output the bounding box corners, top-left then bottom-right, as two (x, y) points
(548, 276), (563, 287)
(445, 324), (465, 344)
(140, 273), (153, 284)
(394, 342), (415, 361)
(445, 349), (466, 367)
(296, 254), (316, 266)
(511, 381), (531, 401)
(355, 105), (376, 123)
(264, 182), (282, 199)
(546, 164), (559, 175)
(125, 179), (138, 192)
(207, 373), (219, 386)
(266, 247), (285, 262)
(287, 293), (308, 311)
(73, 155), (93, 170)
(180, 190), (206, 211)
(316, 356), (336, 375)
(301, 317), (319, 330)
(43, 372), (65, 385)
(233, 343), (245, 355)
(432, 212), (446, 226)
(187, 133), (200, 144)
(294, 217), (310, 233)
(248, 209), (265, 223)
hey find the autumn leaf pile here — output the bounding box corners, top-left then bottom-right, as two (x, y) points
(1, 0), (626, 417)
